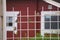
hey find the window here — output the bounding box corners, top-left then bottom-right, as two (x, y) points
(44, 16), (60, 29)
(6, 17), (13, 27)
(51, 16), (57, 21)
(51, 22), (57, 29)
(45, 22), (50, 29)
(45, 16), (51, 21)
(48, 5), (52, 9)
(41, 11), (60, 36)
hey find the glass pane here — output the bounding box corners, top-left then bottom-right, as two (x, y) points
(6, 23), (13, 26)
(59, 22), (60, 29)
(51, 16), (57, 21)
(59, 16), (60, 21)
(48, 5), (52, 9)
(51, 22), (57, 29)
(45, 16), (51, 21)
(9, 23), (12, 26)
(45, 22), (50, 29)
(6, 17), (9, 22)
(9, 17), (13, 22)
(6, 17), (13, 27)
(6, 17), (13, 22)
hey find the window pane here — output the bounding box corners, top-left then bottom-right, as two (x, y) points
(59, 22), (60, 29)
(6, 17), (13, 27)
(59, 16), (60, 21)
(45, 16), (51, 21)
(45, 22), (50, 29)
(51, 22), (57, 29)
(9, 17), (12, 22)
(9, 23), (12, 26)
(6, 23), (13, 26)
(51, 16), (57, 21)
(48, 5), (52, 9)
(6, 17), (9, 22)
(6, 17), (13, 22)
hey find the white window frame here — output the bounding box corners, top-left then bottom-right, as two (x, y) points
(6, 16), (13, 27)
(4, 11), (19, 31)
(3, 11), (19, 40)
(3, 0), (19, 40)
(41, 11), (60, 36)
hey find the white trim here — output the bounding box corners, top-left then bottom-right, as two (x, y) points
(44, 0), (60, 8)
(41, 11), (60, 36)
(27, 7), (29, 40)
(3, 0), (6, 12)
(20, 11), (21, 40)
(4, 11), (19, 31)
(35, 10), (36, 40)
(3, 0), (6, 40)
(3, 11), (19, 40)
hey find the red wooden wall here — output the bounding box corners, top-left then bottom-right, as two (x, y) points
(6, 0), (60, 40)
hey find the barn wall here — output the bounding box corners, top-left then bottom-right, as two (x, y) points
(6, 0), (60, 38)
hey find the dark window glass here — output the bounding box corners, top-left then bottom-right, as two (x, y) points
(7, 23), (13, 26)
(59, 22), (60, 29)
(9, 23), (12, 26)
(45, 16), (51, 21)
(59, 16), (60, 21)
(6, 17), (13, 27)
(51, 16), (57, 21)
(51, 22), (57, 29)
(45, 22), (50, 29)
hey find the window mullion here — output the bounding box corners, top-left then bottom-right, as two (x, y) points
(58, 15), (59, 40)
(50, 15), (51, 40)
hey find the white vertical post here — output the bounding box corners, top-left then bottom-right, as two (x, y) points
(3, 0), (6, 40)
(27, 7), (29, 40)
(57, 8), (59, 40)
(50, 13), (51, 40)
(58, 14), (59, 40)
(20, 11), (21, 40)
(41, 14), (44, 40)
(3, 0), (6, 12)
(35, 10), (36, 40)
(41, 6), (44, 40)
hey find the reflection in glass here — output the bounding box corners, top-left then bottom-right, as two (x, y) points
(45, 16), (51, 21)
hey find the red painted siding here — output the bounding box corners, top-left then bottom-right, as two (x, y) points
(6, 0), (60, 39)
(7, 31), (13, 37)
(21, 23), (27, 29)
